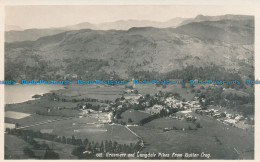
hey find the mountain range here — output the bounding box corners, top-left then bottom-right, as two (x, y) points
(5, 15), (253, 43)
(5, 14), (254, 81)
(5, 18), (188, 42)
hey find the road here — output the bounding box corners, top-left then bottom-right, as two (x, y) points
(125, 125), (144, 151)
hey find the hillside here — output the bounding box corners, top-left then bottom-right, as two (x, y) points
(5, 15), (254, 81)
(5, 28), (68, 43)
(6, 15), (253, 43)
(176, 19), (254, 44)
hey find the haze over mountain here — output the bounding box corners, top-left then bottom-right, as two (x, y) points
(5, 28), (68, 43)
(5, 25), (23, 31)
(5, 17), (188, 42)
(5, 14), (254, 81)
(97, 17), (187, 30)
(63, 22), (98, 30)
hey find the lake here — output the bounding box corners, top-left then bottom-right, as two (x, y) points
(5, 84), (64, 104)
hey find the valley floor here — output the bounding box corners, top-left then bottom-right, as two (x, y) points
(4, 84), (254, 159)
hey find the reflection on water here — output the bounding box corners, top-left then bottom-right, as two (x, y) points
(5, 84), (64, 104)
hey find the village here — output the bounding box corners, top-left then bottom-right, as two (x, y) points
(76, 84), (253, 131)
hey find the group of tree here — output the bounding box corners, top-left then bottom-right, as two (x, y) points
(64, 58), (120, 80)
(6, 128), (60, 159)
(47, 92), (101, 103)
(6, 128), (141, 159)
(139, 108), (178, 125)
(71, 140), (142, 159)
(198, 86), (254, 116)
(128, 65), (246, 89)
(112, 91), (182, 120)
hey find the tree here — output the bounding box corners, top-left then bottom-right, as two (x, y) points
(62, 136), (66, 144)
(196, 123), (202, 128)
(120, 121), (126, 125)
(67, 137), (72, 144)
(72, 146), (86, 158)
(100, 141), (104, 152)
(220, 112), (226, 118)
(113, 141), (118, 152)
(83, 138), (89, 145)
(71, 135), (76, 145)
(133, 89), (138, 94)
(44, 150), (60, 159)
(5, 128), (10, 134)
(23, 147), (35, 158)
(128, 118), (133, 123)
(76, 139), (83, 146)
(145, 94), (150, 99)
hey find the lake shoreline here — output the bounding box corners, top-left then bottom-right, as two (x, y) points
(5, 84), (65, 105)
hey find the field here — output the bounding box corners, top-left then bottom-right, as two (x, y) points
(135, 84), (195, 101)
(145, 117), (197, 130)
(5, 134), (78, 159)
(5, 114), (66, 126)
(5, 98), (80, 123)
(24, 117), (138, 144)
(5, 97), (80, 127)
(5, 123), (16, 129)
(130, 113), (254, 159)
(53, 84), (195, 102)
(5, 111), (31, 119)
(222, 88), (250, 97)
(120, 110), (150, 124)
(55, 85), (124, 101)
(5, 98), (79, 113)
(201, 105), (254, 130)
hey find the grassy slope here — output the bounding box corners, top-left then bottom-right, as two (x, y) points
(5, 134), (31, 159)
(131, 113), (253, 159)
(34, 138), (77, 159)
(120, 109), (150, 124)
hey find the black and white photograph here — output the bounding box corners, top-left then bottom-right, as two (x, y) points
(2, 2), (257, 160)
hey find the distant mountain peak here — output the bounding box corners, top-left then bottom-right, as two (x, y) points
(195, 14), (205, 18)
(178, 14), (254, 27)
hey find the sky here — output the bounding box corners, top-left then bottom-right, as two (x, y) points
(5, 5), (255, 29)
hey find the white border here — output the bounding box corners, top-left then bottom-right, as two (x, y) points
(0, 0), (259, 162)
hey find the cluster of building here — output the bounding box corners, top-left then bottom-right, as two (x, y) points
(195, 108), (248, 127)
(165, 96), (203, 110)
(170, 113), (198, 122)
(111, 89), (207, 115)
